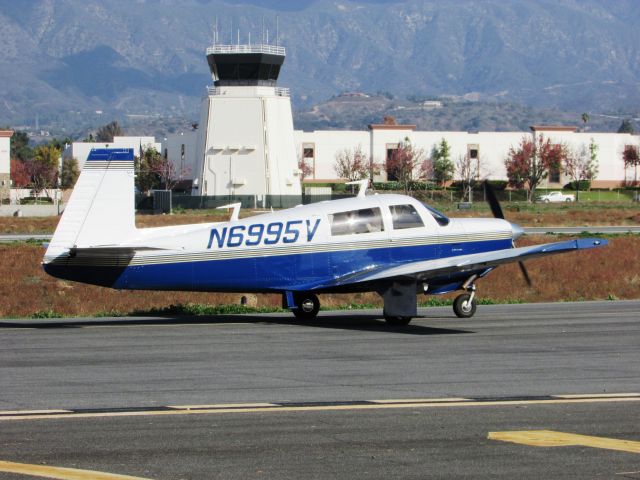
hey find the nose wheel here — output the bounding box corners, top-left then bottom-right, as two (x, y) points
(453, 279), (477, 318)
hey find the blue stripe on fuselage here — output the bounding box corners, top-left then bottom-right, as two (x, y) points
(45, 239), (511, 292)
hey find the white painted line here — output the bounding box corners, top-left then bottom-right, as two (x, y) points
(0, 409), (72, 415)
(370, 398), (470, 404)
(168, 403), (277, 409)
(556, 393), (640, 399)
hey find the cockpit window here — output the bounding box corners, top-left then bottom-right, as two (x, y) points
(329, 207), (384, 236)
(422, 203), (450, 226)
(390, 204), (424, 230)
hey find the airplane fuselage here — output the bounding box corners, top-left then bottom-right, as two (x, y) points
(44, 194), (513, 295)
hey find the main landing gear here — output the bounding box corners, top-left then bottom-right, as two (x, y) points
(453, 276), (478, 319)
(287, 292), (320, 320)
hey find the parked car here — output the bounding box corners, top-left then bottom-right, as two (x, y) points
(538, 191), (575, 203)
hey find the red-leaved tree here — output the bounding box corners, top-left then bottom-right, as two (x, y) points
(505, 135), (567, 202)
(387, 137), (425, 194)
(10, 159), (30, 188)
(150, 157), (191, 192)
(298, 158), (313, 182)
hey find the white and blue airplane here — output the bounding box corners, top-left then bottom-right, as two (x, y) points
(43, 149), (607, 325)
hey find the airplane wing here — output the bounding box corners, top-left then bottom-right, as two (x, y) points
(299, 238), (607, 290)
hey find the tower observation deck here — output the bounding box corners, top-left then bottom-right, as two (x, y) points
(206, 44), (286, 87)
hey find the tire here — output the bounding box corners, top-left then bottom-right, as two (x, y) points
(383, 310), (412, 326)
(292, 293), (320, 320)
(565, 198), (572, 202)
(543, 199), (550, 203)
(453, 294), (477, 318)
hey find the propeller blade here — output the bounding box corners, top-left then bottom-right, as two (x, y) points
(518, 260), (532, 286)
(483, 181), (504, 220)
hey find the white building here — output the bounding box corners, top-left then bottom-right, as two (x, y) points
(296, 124), (640, 188)
(190, 44), (301, 199)
(0, 130), (12, 201)
(62, 136), (162, 170)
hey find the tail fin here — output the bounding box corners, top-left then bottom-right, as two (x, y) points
(47, 148), (137, 254)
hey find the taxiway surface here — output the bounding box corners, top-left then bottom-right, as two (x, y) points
(1, 301), (639, 479)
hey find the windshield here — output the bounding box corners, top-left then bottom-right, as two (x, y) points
(422, 203), (450, 226)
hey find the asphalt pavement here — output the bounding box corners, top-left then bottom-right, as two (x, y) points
(1, 301), (640, 479)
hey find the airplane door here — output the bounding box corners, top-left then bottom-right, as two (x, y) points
(297, 215), (323, 282)
(388, 204), (439, 263)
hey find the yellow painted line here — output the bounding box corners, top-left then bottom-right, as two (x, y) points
(371, 398), (470, 403)
(555, 393), (640, 399)
(0, 460), (154, 480)
(2, 396), (640, 422)
(488, 430), (640, 454)
(168, 403), (277, 409)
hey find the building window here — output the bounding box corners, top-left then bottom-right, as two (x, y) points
(386, 144), (399, 181)
(549, 166), (561, 183)
(303, 146), (314, 158)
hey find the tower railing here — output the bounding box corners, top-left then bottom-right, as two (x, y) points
(206, 86), (290, 97)
(206, 44), (286, 56)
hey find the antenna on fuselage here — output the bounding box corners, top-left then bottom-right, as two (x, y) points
(346, 179), (369, 198)
(217, 202), (242, 221)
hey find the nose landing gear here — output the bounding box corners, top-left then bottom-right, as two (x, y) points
(453, 275), (478, 318)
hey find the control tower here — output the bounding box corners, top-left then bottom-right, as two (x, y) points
(193, 43), (301, 201)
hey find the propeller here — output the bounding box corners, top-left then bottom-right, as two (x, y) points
(483, 181), (532, 287)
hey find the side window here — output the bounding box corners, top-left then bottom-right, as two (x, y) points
(329, 208), (384, 236)
(390, 204), (424, 230)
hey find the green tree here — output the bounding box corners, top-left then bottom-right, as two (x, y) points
(618, 119), (635, 134)
(136, 147), (163, 193)
(60, 157), (80, 189)
(96, 121), (124, 142)
(431, 138), (454, 186)
(581, 112), (589, 131)
(10, 130), (31, 162)
(28, 144), (60, 201)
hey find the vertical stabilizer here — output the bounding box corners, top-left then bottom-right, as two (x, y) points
(46, 148), (136, 254)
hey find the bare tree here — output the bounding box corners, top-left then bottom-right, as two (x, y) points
(563, 140), (599, 202)
(456, 154), (480, 202)
(334, 145), (370, 182)
(150, 156), (192, 192)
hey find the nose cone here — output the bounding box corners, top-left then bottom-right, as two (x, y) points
(511, 222), (524, 241)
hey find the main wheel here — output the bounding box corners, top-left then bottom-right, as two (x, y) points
(383, 310), (412, 326)
(453, 293), (477, 318)
(565, 198), (573, 202)
(292, 293), (320, 320)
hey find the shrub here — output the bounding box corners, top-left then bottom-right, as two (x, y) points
(564, 180), (591, 191)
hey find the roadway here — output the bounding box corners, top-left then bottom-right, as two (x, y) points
(1, 301), (640, 479)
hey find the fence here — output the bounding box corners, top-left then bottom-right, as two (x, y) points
(135, 187), (640, 213)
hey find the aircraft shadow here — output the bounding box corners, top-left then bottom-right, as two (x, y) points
(0, 313), (472, 336)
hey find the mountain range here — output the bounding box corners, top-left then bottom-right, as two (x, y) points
(1, 0), (639, 133)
